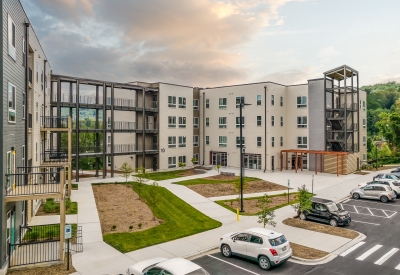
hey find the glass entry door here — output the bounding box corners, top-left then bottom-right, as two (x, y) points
(212, 152), (227, 166)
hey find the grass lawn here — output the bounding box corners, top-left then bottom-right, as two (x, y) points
(40, 198), (78, 215)
(176, 176), (260, 186)
(140, 170), (189, 181)
(215, 192), (299, 216)
(101, 182), (222, 253)
(23, 224), (78, 242)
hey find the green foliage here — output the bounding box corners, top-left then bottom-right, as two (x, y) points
(214, 164), (221, 174)
(191, 157), (197, 166)
(43, 198), (77, 215)
(102, 182), (221, 252)
(257, 194), (277, 228)
(140, 170), (187, 181)
(147, 182), (161, 221)
(129, 225), (133, 230)
(112, 225), (117, 230)
(178, 162), (185, 169)
(292, 185), (313, 215)
(132, 166), (148, 200)
(233, 177), (248, 197)
(120, 162), (133, 182)
(138, 223), (142, 229)
(23, 224), (78, 242)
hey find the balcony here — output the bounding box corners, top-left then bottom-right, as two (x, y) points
(113, 121), (136, 131)
(42, 151), (68, 164)
(5, 167), (64, 202)
(41, 116), (69, 130)
(108, 144), (138, 154)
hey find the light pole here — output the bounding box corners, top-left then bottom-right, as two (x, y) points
(375, 141), (378, 171)
(240, 101), (251, 212)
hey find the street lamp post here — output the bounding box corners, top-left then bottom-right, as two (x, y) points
(239, 101), (251, 212)
(376, 142), (378, 171)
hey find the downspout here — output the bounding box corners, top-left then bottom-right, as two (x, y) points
(202, 91), (205, 166)
(24, 22), (30, 227)
(264, 85), (267, 172)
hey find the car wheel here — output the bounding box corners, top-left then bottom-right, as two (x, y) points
(221, 244), (232, 258)
(352, 193), (360, 200)
(299, 212), (307, 220)
(329, 219), (338, 227)
(380, 196), (388, 203)
(395, 191), (398, 197)
(258, 255), (271, 271)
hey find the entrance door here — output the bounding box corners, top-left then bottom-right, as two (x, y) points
(212, 152), (227, 166)
(244, 155), (249, 169)
(152, 157), (157, 171)
(271, 156), (275, 171)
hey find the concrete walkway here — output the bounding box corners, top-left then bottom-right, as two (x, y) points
(34, 167), (389, 274)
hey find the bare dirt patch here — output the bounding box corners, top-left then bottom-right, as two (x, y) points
(224, 194), (297, 215)
(8, 254), (75, 275)
(93, 184), (162, 234)
(290, 243), (329, 260)
(283, 218), (359, 239)
(177, 169), (197, 177)
(188, 180), (287, 197)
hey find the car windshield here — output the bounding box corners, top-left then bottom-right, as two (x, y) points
(393, 182), (400, 186)
(269, 235), (287, 246)
(388, 175), (399, 180)
(326, 202), (340, 212)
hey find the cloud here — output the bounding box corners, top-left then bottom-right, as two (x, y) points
(22, 0), (305, 86)
(257, 66), (322, 85)
(317, 46), (341, 59)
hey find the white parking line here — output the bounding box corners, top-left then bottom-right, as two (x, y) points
(356, 245), (382, 261)
(353, 205), (359, 213)
(342, 199), (350, 203)
(340, 242), (366, 257)
(382, 210), (390, 218)
(374, 248), (399, 265)
(207, 255), (259, 275)
(352, 220), (380, 226)
(389, 212), (397, 218)
(395, 263), (400, 270)
(348, 199), (400, 207)
(367, 208), (374, 216)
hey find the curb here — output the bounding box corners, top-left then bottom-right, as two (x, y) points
(183, 246), (219, 261)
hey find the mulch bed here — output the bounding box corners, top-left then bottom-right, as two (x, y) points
(93, 184), (162, 234)
(177, 169), (197, 177)
(290, 243), (329, 259)
(224, 194), (297, 215)
(283, 218), (359, 239)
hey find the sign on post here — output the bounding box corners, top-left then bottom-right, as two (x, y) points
(65, 224), (72, 239)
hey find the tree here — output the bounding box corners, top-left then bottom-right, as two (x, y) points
(215, 164), (221, 175)
(191, 157), (197, 167)
(178, 162), (185, 169)
(257, 194), (276, 228)
(233, 178), (248, 197)
(147, 182), (161, 221)
(292, 185), (313, 216)
(120, 162), (133, 182)
(132, 166), (148, 200)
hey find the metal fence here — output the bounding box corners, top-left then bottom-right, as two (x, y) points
(42, 151), (68, 163)
(41, 116), (69, 128)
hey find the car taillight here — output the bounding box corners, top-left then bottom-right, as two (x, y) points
(220, 238), (223, 241)
(269, 248), (278, 256)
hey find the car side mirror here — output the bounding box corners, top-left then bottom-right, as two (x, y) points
(232, 238), (236, 242)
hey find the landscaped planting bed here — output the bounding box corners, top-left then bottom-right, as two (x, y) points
(140, 169), (198, 181)
(283, 218), (359, 239)
(177, 175), (287, 197)
(290, 243), (329, 259)
(93, 183), (222, 252)
(36, 198), (78, 216)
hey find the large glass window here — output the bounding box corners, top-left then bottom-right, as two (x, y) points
(219, 98), (227, 109)
(219, 117), (227, 128)
(206, 136), (210, 145)
(193, 154), (199, 164)
(257, 116), (262, 126)
(193, 117), (199, 128)
(257, 95), (262, 105)
(271, 95), (275, 106)
(179, 136), (186, 147)
(297, 116), (307, 128)
(271, 137), (275, 147)
(297, 96), (307, 108)
(363, 118), (366, 128)
(193, 99), (199, 110)
(297, 137), (307, 148)
(178, 117), (186, 128)
(8, 83), (16, 123)
(193, 135), (199, 147)
(280, 116), (283, 126)
(236, 137), (245, 148)
(257, 137), (262, 147)
(271, 116), (274, 126)
(168, 136), (176, 148)
(219, 136), (227, 147)
(8, 15), (16, 60)
(168, 116), (176, 128)
(206, 99), (209, 108)
(178, 97), (186, 108)
(236, 117), (244, 128)
(178, 156), (186, 165)
(168, 157), (176, 168)
(236, 96), (245, 108)
(168, 96), (176, 107)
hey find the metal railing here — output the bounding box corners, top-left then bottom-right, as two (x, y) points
(113, 121), (136, 130)
(20, 224), (61, 243)
(71, 146), (103, 154)
(110, 144), (137, 154)
(41, 116), (69, 128)
(112, 98), (135, 107)
(42, 151), (68, 163)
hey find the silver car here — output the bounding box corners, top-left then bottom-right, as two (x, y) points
(351, 184), (396, 203)
(127, 258), (210, 275)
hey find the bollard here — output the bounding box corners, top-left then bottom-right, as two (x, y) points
(236, 207), (240, 222)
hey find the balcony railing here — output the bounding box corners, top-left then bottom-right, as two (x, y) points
(41, 116), (69, 128)
(113, 121), (136, 130)
(109, 144), (138, 154)
(42, 151), (68, 163)
(111, 98), (135, 107)
(70, 146), (103, 154)
(5, 167), (62, 197)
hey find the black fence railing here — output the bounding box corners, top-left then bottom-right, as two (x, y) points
(20, 224), (60, 243)
(5, 167), (61, 197)
(41, 116), (69, 128)
(72, 146), (103, 154)
(42, 151), (68, 163)
(9, 239), (60, 267)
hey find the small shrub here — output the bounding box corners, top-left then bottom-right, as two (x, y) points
(44, 199), (56, 213)
(112, 225), (117, 230)
(129, 225), (133, 230)
(45, 229), (57, 240)
(29, 231), (39, 242)
(138, 223), (142, 229)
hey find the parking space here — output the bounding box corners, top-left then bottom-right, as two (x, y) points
(192, 252), (315, 275)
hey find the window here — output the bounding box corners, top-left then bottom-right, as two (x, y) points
(178, 117), (186, 128)
(363, 136), (366, 146)
(280, 96), (283, 106)
(107, 117), (111, 128)
(179, 136), (186, 147)
(206, 117), (209, 127)
(107, 156), (111, 167)
(363, 118), (366, 128)
(168, 157), (176, 168)
(250, 235), (263, 244)
(219, 98), (227, 109)
(271, 95), (274, 105)
(22, 92), (26, 120)
(8, 15), (16, 60)
(236, 96), (245, 108)
(257, 95), (262, 105)
(362, 100), (366, 111)
(359, 100), (362, 110)
(297, 137), (307, 148)
(168, 96), (176, 107)
(219, 136), (227, 147)
(280, 116), (283, 126)
(236, 137), (245, 148)
(36, 61), (39, 82)
(206, 99), (209, 108)
(22, 145), (25, 166)
(36, 143), (38, 162)
(193, 135), (199, 147)
(280, 136), (283, 146)
(178, 97), (186, 108)
(219, 117), (227, 128)
(236, 117), (244, 128)
(178, 156), (186, 165)
(193, 99), (199, 110)
(297, 96), (307, 108)
(363, 153), (366, 161)
(22, 37), (26, 66)
(257, 137), (262, 147)
(41, 71), (44, 91)
(168, 136), (176, 148)
(193, 154), (199, 164)
(193, 117), (199, 128)
(257, 116), (262, 126)
(297, 116), (307, 128)
(6, 151), (12, 191)
(168, 116), (176, 128)
(8, 83), (16, 123)
(35, 102), (39, 122)
(107, 136), (111, 147)
(271, 137), (275, 147)
(206, 136), (210, 145)
(271, 116), (274, 126)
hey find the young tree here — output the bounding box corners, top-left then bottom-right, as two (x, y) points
(233, 178), (248, 197)
(120, 162), (133, 182)
(147, 182), (161, 221)
(257, 194), (277, 228)
(191, 157), (197, 167)
(178, 162), (186, 169)
(292, 185), (313, 217)
(132, 166), (148, 200)
(215, 164), (221, 175)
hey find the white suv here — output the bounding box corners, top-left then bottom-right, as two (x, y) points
(219, 227), (292, 271)
(358, 180), (400, 197)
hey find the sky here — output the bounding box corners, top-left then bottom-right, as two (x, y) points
(21, 0), (400, 87)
